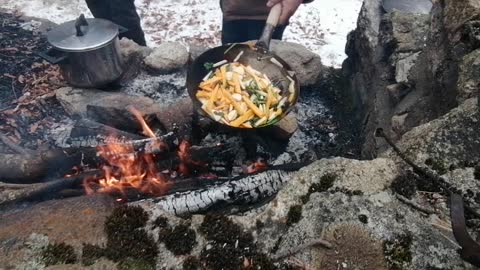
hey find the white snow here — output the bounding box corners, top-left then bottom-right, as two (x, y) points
(1, 0), (363, 67)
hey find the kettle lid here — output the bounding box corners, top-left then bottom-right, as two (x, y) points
(47, 14), (119, 52)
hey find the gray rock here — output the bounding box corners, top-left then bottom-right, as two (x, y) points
(384, 12), (429, 53)
(391, 112), (409, 134)
(188, 43), (209, 62)
(395, 52), (421, 83)
(384, 98), (479, 166)
(262, 113), (299, 141)
(55, 86), (162, 117)
(144, 42), (189, 74)
(382, 0), (432, 14)
(444, 0), (480, 41)
(119, 37), (152, 61)
(343, 0), (480, 158)
(386, 83), (411, 105)
(269, 40), (325, 87)
(383, 98), (480, 208)
(457, 49), (480, 104)
(291, 158), (399, 195)
(154, 97), (193, 138)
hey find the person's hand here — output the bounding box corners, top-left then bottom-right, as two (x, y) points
(266, 0), (304, 25)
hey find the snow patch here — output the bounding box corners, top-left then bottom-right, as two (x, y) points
(2, 0), (362, 67)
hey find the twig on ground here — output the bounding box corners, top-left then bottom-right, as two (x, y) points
(0, 132), (33, 155)
(272, 238), (333, 261)
(11, 78), (17, 99)
(396, 194), (437, 215)
(0, 182), (36, 190)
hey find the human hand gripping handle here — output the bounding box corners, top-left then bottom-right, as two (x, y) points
(266, 0), (306, 25)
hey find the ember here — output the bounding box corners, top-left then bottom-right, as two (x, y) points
(245, 158), (268, 174)
(178, 140), (205, 176)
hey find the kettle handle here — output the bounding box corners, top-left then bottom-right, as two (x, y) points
(38, 48), (68, 64)
(75, 14), (89, 37)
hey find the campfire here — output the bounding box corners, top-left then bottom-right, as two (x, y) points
(0, 97), (303, 211)
(81, 106), (289, 203)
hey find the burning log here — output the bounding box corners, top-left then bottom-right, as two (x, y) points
(55, 119), (149, 148)
(0, 133), (176, 183)
(144, 166), (303, 216)
(0, 170), (102, 207)
(0, 171), (235, 207)
(0, 150), (79, 183)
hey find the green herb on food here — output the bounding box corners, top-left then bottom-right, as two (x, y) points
(266, 117), (281, 126)
(204, 62), (214, 70)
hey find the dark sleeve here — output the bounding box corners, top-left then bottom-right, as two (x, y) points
(303, 0), (314, 3)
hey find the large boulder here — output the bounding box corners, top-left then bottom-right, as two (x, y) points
(383, 97), (480, 209)
(269, 40), (325, 87)
(384, 97), (479, 173)
(342, 0), (480, 158)
(144, 42), (189, 74)
(457, 49), (480, 104)
(0, 154), (476, 269)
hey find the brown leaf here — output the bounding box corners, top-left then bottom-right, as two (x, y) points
(8, 135), (20, 144)
(13, 130), (21, 140)
(17, 75), (25, 83)
(30, 122), (39, 133)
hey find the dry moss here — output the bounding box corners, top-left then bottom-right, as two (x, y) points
(301, 173), (338, 203)
(80, 205), (158, 269)
(81, 244), (106, 266)
(316, 224), (387, 270)
(286, 205), (303, 226)
(384, 234), (413, 270)
(391, 171), (417, 199)
(358, 214), (369, 224)
(153, 216), (169, 228)
(159, 224), (197, 255)
(183, 256), (202, 270)
(42, 242), (77, 266)
(425, 158), (448, 175)
(199, 214), (275, 270)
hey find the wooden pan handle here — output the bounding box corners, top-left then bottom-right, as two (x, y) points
(256, 3), (282, 51)
(266, 3), (282, 27)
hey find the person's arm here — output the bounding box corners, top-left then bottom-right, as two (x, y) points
(266, 0), (313, 24)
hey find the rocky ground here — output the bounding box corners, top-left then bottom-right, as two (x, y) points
(1, 0), (480, 270)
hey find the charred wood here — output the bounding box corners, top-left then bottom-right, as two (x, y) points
(0, 170), (102, 207)
(0, 132), (34, 155)
(0, 133), (176, 183)
(148, 169), (295, 215)
(71, 119), (146, 141)
(0, 150), (80, 183)
(56, 119), (147, 148)
(0, 172), (232, 207)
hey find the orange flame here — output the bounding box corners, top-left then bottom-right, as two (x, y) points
(83, 106), (170, 198)
(127, 106), (156, 138)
